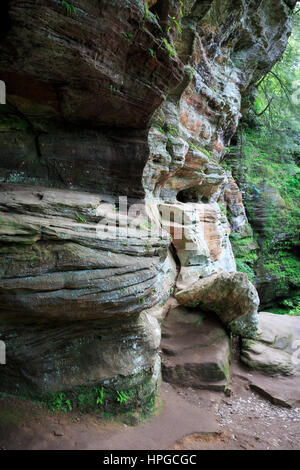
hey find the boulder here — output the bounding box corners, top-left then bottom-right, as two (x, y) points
(241, 312), (300, 376)
(175, 271), (260, 338)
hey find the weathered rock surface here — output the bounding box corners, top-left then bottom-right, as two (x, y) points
(161, 306), (231, 392)
(241, 312), (300, 376)
(236, 366), (300, 408)
(0, 311), (161, 396)
(0, 185), (174, 320)
(0, 0), (184, 129)
(176, 272), (260, 337)
(0, 0), (184, 196)
(219, 175), (250, 236)
(159, 201), (236, 289)
(0, 0), (296, 404)
(0, 184), (175, 395)
(142, 0), (294, 316)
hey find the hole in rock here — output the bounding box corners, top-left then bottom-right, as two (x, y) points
(177, 187), (201, 203)
(230, 134), (238, 146)
(0, 1), (11, 40)
(149, 0), (169, 30)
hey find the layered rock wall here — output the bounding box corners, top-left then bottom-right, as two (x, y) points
(0, 0), (296, 405)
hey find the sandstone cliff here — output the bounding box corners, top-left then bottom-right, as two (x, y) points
(0, 0), (296, 412)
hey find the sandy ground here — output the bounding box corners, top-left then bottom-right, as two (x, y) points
(0, 362), (299, 450)
(172, 373), (300, 450)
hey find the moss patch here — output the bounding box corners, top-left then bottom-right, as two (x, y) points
(230, 230), (258, 283)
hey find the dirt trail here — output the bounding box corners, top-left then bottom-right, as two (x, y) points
(172, 371), (300, 450)
(0, 382), (218, 450)
(0, 366), (299, 450)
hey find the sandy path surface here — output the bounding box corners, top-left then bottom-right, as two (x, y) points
(0, 365), (299, 450)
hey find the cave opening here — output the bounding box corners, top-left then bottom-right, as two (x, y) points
(148, 0), (170, 32)
(0, 1), (11, 41)
(177, 187), (202, 203)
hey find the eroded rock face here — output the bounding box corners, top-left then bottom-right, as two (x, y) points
(0, 0), (184, 196)
(0, 185), (175, 395)
(159, 201), (235, 289)
(219, 175), (249, 236)
(0, 312), (161, 396)
(143, 0), (294, 297)
(241, 312), (300, 376)
(0, 0), (185, 399)
(0, 0), (296, 402)
(0, 186), (174, 319)
(175, 272), (260, 338)
(0, 0), (184, 128)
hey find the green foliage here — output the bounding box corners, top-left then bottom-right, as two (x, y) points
(116, 390), (131, 404)
(261, 251), (300, 287)
(74, 212), (87, 223)
(162, 38), (176, 57)
(166, 125), (179, 137)
(156, 124), (179, 137)
(189, 142), (213, 158)
(236, 12), (300, 249)
(230, 232), (258, 283)
(235, 259), (255, 282)
(96, 387), (105, 406)
(268, 295), (300, 316)
(179, 0), (184, 18)
(168, 15), (182, 35)
(218, 203), (227, 216)
(254, 12), (300, 148)
(48, 392), (72, 412)
(282, 298), (300, 316)
(121, 32), (133, 41)
(144, 1), (149, 21)
(61, 0), (76, 15)
(226, 12), (300, 308)
(221, 161), (231, 171)
(109, 85), (121, 94)
(43, 379), (157, 418)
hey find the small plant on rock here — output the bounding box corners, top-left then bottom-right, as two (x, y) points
(75, 212), (87, 223)
(168, 15), (182, 35)
(121, 32), (133, 41)
(162, 38), (176, 57)
(109, 85), (121, 94)
(96, 387), (105, 406)
(116, 390), (129, 404)
(61, 0), (76, 15)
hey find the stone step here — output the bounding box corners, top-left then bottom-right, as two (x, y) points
(161, 306), (231, 392)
